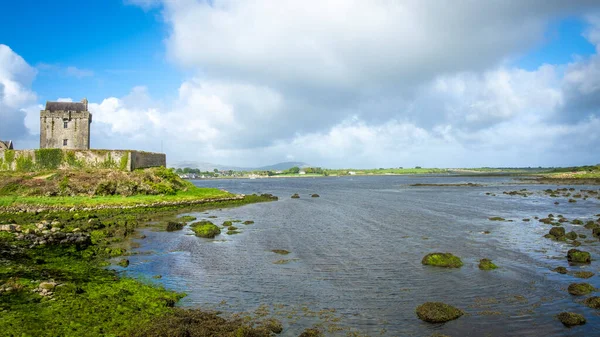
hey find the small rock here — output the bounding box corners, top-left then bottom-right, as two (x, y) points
(567, 283), (595, 296)
(557, 312), (586, 327)
(583, 296), (600, 309)
(479, 259), (498, 270)
(416, 302), (464, 323)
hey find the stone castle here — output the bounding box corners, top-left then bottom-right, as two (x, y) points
(0, 98), (166, 172)
(40, 99), (92, 149)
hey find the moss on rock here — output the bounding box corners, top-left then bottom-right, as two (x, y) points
(422, 253), (463, 268)
(549, 227), (565, 238)
(584, 296), (600, 309)
(190, 221), (221, 238)
(478, 259), (498, 270)
(565, 231), (578, 240)
(573, 271), (594, 279)
(298, 327), (323, 337)
(567, 249), (591, 264)
(416, 302), (464, 323)
(567, 283), (595, 296)
(553, 266), (568, 274)
(166, 221), (184, 231)
(557, 312), (586, 327)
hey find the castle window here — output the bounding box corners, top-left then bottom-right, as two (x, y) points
(64, 121), (68, 128)
(63, 139), (68, 146)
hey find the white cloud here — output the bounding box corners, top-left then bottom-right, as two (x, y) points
(0, 44), (38, 142)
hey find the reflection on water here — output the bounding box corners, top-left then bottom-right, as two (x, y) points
(125, 176), (600, 336)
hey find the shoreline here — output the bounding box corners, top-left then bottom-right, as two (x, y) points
(0, 192), (283, 337)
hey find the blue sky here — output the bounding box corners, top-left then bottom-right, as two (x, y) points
(1, 1), (600, 167)
(0, 0), (181, 102)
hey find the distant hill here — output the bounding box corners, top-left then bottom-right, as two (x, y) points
(256, 162), (309, 171)
(171, 161), (310, 172)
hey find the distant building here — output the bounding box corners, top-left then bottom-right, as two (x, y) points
(0, 140), (13, 150)
(40, 99), (92, 150)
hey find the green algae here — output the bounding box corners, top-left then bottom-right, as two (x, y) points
(190, 221), (221, 238)
(415, 302), (463, 323)
(557, 312), (586, 327)
(421, 253), (463, 268)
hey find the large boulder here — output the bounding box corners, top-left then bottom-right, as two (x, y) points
(416, 302), (464, 323)
(557, 312), (586, 327)
(422, 253), (463, 268)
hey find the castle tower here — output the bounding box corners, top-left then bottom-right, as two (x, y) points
(40, 99), (92, 149)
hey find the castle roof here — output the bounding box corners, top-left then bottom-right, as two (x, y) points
(45, 101), (87, 112)
(0, 140), (13, 150)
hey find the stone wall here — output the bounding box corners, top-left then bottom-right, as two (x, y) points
(131, 151), (167, 170)
(0, 149), (166, 172)
(40, 110), (91, 150)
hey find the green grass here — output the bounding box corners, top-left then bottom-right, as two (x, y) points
(0, 187), (234, 208)
(0, 235), (181, 337)
(0, 193), (279, 337)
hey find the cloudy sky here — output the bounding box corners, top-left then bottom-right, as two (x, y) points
(1, 0), (600, 168)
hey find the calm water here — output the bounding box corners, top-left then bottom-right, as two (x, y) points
(124, 175), (600, 336)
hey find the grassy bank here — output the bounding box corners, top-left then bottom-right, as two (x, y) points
(0, 167), (288, 336)
(0, 193), (281, 337)
(0, 167), (235, 209)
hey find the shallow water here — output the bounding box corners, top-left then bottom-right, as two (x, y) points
(125, 175), (600, 336)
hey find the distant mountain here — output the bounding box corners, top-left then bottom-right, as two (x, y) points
(256, 162), (309, 171)
(171, 161), (310, 172)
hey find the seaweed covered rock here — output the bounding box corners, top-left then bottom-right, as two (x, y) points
(117, 259), (129, 268)
(584, 296), (600, 309)
(311, 194), (320, 198)
(291, 193), (300, 199)
(565, 231), (578, 240)
(549, 227), (565, 238)
(573, 271), (594, 279)
(298, 327), (323, 337)
(422, 253), (463, 268)
(478, 259), (498, 270)
(553, 266), (568, 274)
(593, 228), (600, 237)
(567, 249), (591, 264)
(567, 283), (595, 296)
(557, 312), (586, 327)
(166, 221), (184, 231)
(190, 221), (221, 238)
(259, 318), (283, 334)
(243, 220), (255, 225)
(416, 302), (464, 323)
(222, 221), (233, 227)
